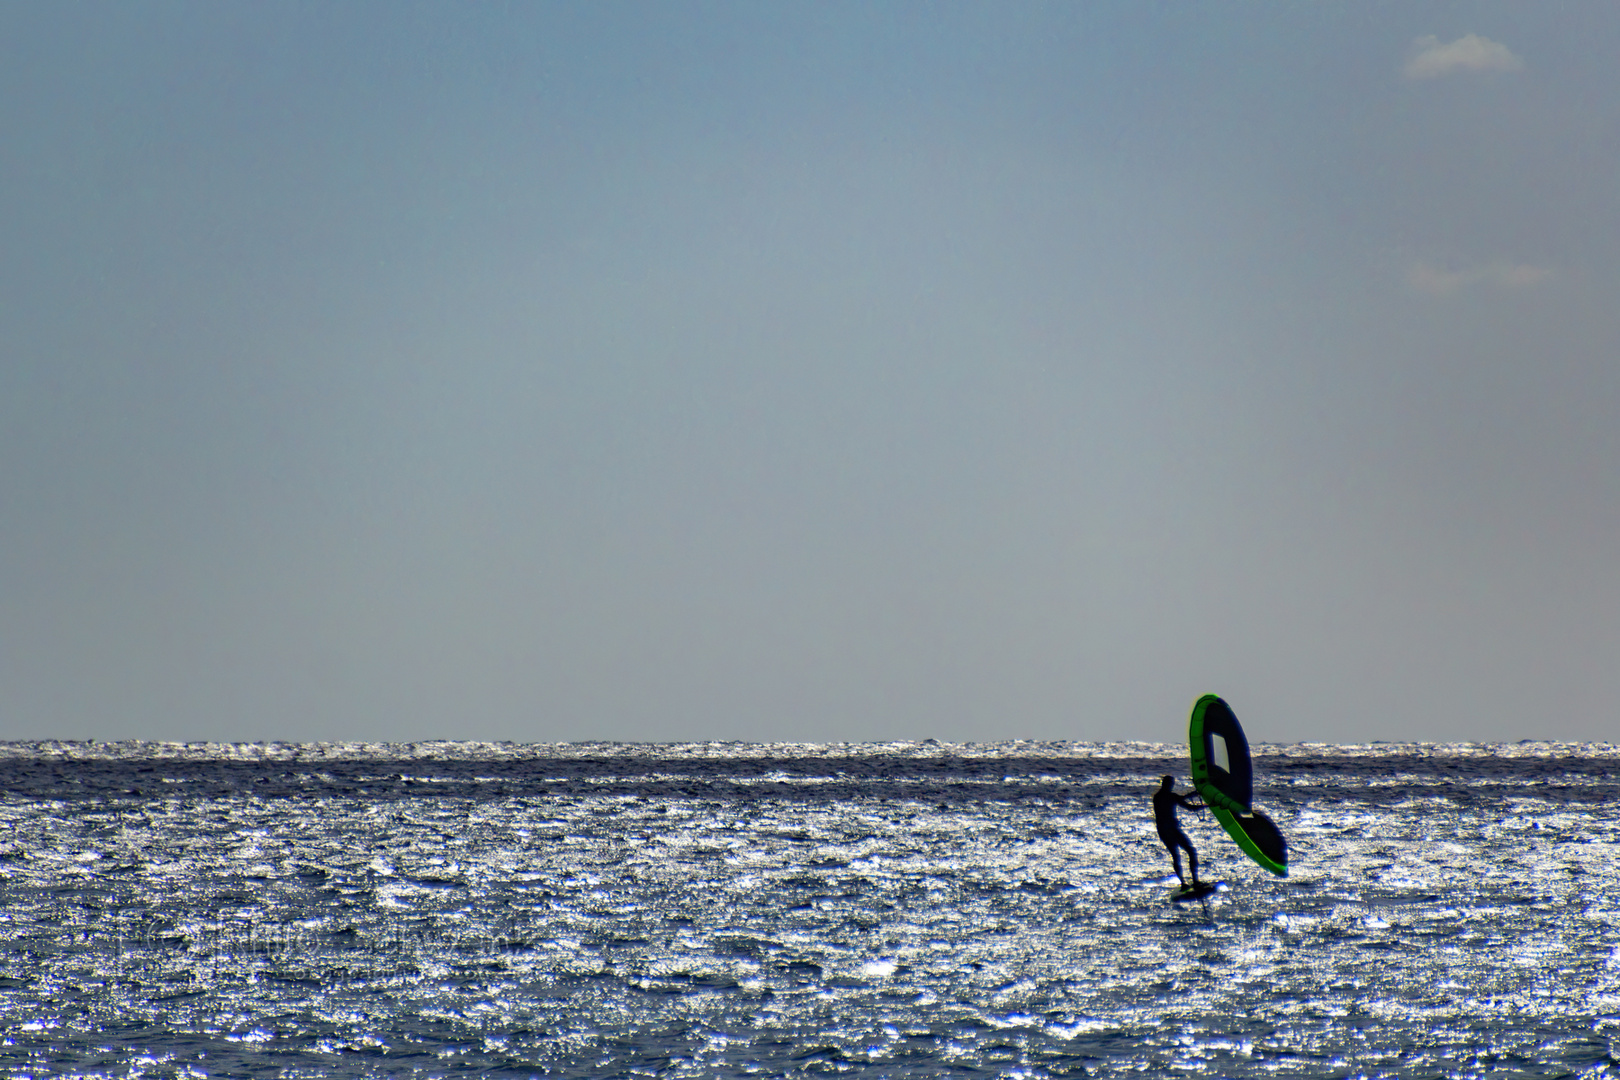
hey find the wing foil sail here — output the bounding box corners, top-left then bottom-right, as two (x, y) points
(1188, 694), (1288, 877)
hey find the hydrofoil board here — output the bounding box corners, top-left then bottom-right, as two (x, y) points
(1171, 881), (1222, 903)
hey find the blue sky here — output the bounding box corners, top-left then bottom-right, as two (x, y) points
(3, 3), (1616, 743)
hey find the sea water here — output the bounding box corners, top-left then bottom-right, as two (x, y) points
(1, 740), (1617, 1079)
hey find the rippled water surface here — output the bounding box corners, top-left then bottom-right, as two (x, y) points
(2, 740), (1618, 1078)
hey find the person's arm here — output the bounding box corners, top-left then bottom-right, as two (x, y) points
(1177, 792), (1206, 811)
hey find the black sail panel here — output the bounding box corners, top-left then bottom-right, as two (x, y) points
(1236, 809), (1288, 868)
(1194, 695), (1253, 811)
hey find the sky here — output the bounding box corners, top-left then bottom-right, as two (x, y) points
(2, 2), (1616, 745)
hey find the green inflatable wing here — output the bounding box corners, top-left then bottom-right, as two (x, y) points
(1188, 694), (1288, 877)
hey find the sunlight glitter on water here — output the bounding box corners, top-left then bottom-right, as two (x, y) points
(0, 741), (1617, 1077)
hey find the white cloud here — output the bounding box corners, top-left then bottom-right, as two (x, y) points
(1407, 260), (1552, 297)
(1404, 34), (1523, 79)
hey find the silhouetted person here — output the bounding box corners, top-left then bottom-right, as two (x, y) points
(1154, 775), (1205, 887)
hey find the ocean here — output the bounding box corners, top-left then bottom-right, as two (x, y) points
(1, 739), (1616, 1078)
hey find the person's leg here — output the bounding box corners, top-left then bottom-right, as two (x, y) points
(1185, 839), (1200, 885)
(1164, 840), (1186, 886)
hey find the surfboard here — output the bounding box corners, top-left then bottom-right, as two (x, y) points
(1188, 694), (1288, 877)
(1171, 880), (1220, 902)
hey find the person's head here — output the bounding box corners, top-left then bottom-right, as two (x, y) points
(1160, 775), (1174, 790)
